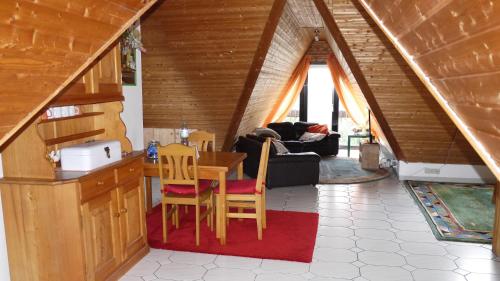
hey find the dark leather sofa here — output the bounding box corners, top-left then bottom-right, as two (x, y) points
(267, 122), (340, 156)
(235, 135), (320, 188)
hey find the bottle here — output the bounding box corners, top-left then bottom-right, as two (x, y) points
(147, 140), (159, 159)
(180, 121), (189, 146)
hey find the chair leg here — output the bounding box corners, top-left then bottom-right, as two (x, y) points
(172, 204), (177, 225)
(162, 203), (168, 243)
(206, 198), (211, 228)
(175, 205), (180, 229)
(210, 193), (214, 232)
(195, 203), (201, 246)
(255, 197), (263, 240)
(262, 192), (267, 229)
(238, 207), (243, 221)
(216, 194), (221, 239)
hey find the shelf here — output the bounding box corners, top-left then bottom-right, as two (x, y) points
(39, 112), (104, 124)
(45, 129), (106, 146)
(51, 93), (124, 106)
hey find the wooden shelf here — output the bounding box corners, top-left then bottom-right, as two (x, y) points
(39, 112), (105, 124)
(45, 129), (106, 146)
(51, 93), (124, 106)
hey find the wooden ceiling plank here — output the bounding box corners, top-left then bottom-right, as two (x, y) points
(314, 0), (405, 160)
(222, 0), (287, 151)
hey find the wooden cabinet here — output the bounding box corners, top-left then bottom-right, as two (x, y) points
(0, 42), (147, 281)
(0, 154), (148, 281)
(82, 189), (122, 281)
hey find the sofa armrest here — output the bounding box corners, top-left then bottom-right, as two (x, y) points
(266, 152), (320, 188)
(269, 152), (320, 164)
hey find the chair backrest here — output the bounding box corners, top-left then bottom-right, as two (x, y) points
(189, 130), (216, 152)
(157, 144), (199, 192)
(255, 138), (271, 193)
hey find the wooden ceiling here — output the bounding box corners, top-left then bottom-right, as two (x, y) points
(141, 0), (285, 150)
(357, 0), (499, 178)
(0, 0), (156, 149)
(313, 0), (482, 164)
(237, 3), (313, 137)
(288, 0), (323, 28)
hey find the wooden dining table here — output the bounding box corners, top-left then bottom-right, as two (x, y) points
(143, 151), (247, 245)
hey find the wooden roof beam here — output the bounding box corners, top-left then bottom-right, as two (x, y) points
(222, 0), (287, 151)
(313, 0), (405, 160)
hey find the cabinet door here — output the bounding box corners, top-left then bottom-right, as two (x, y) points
(119, 177), (147, 261)
(82, 189), (121, 281)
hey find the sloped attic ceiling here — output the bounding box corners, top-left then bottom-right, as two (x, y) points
(356, 0), (500, 178)
(314, 0), (483, 165)
(0, 0), (156, 148)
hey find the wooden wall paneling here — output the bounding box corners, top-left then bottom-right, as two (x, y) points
(288, 0), (324, 28)
(141, 0), (276, 151)
(236, 4), (314, 137)
(313, 0), (405, 161)
(223, 0), (288, 150)
(315, 0), (483, 164)
(307, 40), (333, 64)
(359, 0), (499, 177)
(0, 0), (157, 149)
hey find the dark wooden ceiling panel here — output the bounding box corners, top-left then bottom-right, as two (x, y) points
(0, 0), (156, 148)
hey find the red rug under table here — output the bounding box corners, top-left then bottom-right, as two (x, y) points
(147, 205), (319, 263)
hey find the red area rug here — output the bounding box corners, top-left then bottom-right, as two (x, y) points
(147, 205), (319, 263)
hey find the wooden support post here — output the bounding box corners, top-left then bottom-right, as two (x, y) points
(493, 182), (500, 256)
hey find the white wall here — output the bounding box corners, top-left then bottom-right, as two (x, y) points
(0, 155), (11, 281)
(121, 49), (145, 150)
(399, 161), (496, 184)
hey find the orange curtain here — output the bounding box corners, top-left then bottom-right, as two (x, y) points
(326, 53), (368, 127)
(263, 55), (312, 125)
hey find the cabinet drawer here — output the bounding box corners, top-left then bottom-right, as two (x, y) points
(80, 169), (116, 203)
(117, 159), (143, 184)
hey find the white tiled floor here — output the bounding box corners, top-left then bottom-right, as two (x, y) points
(122, 175), (500, 281)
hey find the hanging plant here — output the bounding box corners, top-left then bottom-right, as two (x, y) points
(121, 21), (146, 53)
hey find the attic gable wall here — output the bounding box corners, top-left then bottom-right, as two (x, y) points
(320, 0), (482, 164)
(141, 0), (275, 149)
(0, 0), (156, 148)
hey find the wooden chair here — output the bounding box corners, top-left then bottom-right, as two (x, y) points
(215, 138), (271, 240)
(158, 144), (214, 246)
(189, 130), (216, 152)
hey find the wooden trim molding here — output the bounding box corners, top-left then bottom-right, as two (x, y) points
(222, 0), (287, 151)
(313, 0), (405, 160)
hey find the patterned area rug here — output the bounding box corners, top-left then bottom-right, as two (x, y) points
(405, 181), (494, 243)
(319, 157), (390, 184)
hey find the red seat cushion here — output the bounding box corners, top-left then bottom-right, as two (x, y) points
(214, 179), (262, 195)
(163, 179), (213, 195)
(307, 124), (329, 135)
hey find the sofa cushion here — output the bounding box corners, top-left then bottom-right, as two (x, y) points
(299, 132), (327, 142)
(308, 124), (329, 135)
(271, 140), (289, 154)
(267, 122), (296, 141)
(255, 127), (281, 140)
(293, 122), (318, 137)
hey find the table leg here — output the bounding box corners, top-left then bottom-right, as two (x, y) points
(216, 194), (221, 239)
(347, 136), (351, 157)
(219, 171), (227, 245)
(237, 162), (243, 180)
(145, 176), (153, 214)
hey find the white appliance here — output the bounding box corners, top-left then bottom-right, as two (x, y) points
(60, 140), (122, 171)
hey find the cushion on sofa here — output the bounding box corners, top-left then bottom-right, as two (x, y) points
(267, 122), (296, 141)
(254, 127), (281, 140)
(308, 124), (329, 135)
(271, 140), (289, 154)
(299, 132), (327, 142)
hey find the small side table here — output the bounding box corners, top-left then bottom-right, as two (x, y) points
(347, 134), (371, 157)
